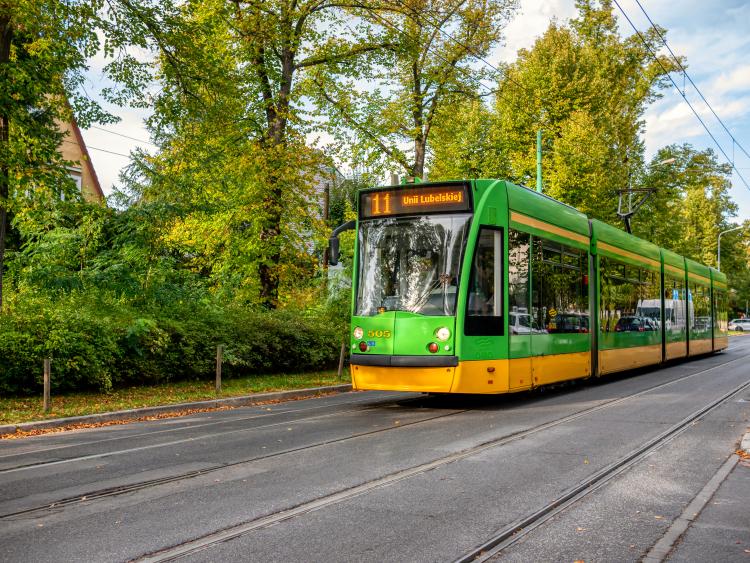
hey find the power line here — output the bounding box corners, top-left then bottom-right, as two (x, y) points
(632, 0), (750, 162)
(87, 125), (159, 147)
(389, 0), (748, 190)
(612, 0), (750, 192)
(63, 139), (134, 159)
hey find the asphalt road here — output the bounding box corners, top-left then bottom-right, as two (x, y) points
(2, 339), (749, 563)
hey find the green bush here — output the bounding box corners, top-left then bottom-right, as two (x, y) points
(0, 292), (342, 396)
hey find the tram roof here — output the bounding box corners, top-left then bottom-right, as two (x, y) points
(504, 182), (590, 238)
(685, 257), (712, 283)
(661, 247), (686, 271)
(710, 267), (728, 287)
(590, 219), (661, 264)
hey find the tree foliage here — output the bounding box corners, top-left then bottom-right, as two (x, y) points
(0, 0), (114, 310)
(314, 0), (517, 179)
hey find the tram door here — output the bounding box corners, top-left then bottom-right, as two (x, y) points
(462, 228), (505, 370)
(508, 230), (533, 390)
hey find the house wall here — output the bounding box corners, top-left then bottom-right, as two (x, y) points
(57, 118), (105, 202)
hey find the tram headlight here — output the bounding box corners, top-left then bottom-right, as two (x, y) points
(435, 327), (451, 341)
(353, 326), (364, 339)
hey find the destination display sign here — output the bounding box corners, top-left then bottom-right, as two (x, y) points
(359, 184), (471, 219)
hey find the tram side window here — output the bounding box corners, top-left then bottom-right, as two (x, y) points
(714, 289), (728, 336)
(465, 228), (503, 336)
(690, 282), (711, 337)
(600, 256), (661, 333)
(508, 229), (531, 335)
(531, 237), (589, 334)
(663, 275), (687, 336)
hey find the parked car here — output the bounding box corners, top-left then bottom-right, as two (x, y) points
(509, 312), (547, 334)
(547, 313), (589, 333)
(614, 316), (657, 332)
(728, 318), (750, 332)
(693, 316), (712, 331)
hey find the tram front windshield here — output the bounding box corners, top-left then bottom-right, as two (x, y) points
(356, 214), (471, 316)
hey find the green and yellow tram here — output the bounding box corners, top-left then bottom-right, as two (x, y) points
(330, 179), (728, 394)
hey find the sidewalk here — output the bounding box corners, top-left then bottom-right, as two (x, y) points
(0, 384), (352, 437)
(645, 431), (750, 561)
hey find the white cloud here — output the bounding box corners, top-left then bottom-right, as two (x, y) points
(491, 0), (577, 64)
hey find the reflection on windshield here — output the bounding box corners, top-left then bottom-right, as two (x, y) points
(356, 214), (471, 316)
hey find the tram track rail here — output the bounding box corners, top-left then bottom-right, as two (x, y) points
(4, 343), (746, 476)
(0, 392), (417, 462)
(2, 348), (746, 527)
(126, 353), (749, 563)
(455, 376), (750, 562)
(0, 403), (471, 520)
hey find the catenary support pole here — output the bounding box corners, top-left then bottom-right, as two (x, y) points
(536, 130), (543, 193)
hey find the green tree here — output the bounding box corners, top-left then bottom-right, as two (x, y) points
(0, 0), (112, 310)
(104, 0), (391, 308)
(431, 0), (677, 221)
(314, 0), (517, 179)
(632, 144), (737, 264)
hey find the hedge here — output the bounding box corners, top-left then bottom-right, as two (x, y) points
(0, 294), (344, 396)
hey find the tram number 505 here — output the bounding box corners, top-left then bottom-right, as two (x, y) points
(368, 330), (392, 338)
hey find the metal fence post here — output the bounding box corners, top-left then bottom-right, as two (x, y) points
(43, 359), (51, 413)
(337, 341), (346, 381)
(216, 345), (223, 396)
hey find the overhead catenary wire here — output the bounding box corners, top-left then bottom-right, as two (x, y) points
(87, 125), (159, 147)
(632, 0), (750, 162)
(388, 0), (748, 187)
(611, 0), (750, 192)
(63, 139), (136, 159)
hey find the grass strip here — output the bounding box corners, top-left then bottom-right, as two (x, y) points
(0, 370), (344, 425)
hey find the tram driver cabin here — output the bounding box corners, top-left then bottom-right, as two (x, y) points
(331, 179), (728, 395)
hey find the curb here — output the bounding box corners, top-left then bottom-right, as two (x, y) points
(0, 384), (353, 437)
(742, 430), (750, 456)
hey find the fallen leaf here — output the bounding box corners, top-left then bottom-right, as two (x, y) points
(655, 515), (663, 520)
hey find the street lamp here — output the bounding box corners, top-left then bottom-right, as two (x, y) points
(717, 225), (744, 271)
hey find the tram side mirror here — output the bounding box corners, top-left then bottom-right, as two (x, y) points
(328, 220), (356, 267)
(329, 237), (340, 266)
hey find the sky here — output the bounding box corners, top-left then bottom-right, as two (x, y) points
(79, 0), (750, 221)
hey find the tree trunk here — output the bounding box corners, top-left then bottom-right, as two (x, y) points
(0, 16), (13, 312)
(413, 137), (426, 179)
(258, 181), (283, 309)
(256, 48), (294, 309)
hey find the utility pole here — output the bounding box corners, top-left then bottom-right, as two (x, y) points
(322, 182), (330, 273)
(536, 130), (543, 193)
